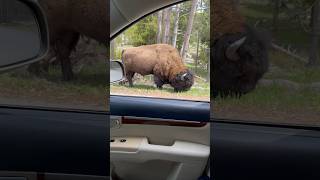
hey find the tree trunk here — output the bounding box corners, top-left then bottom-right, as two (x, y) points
(172, 4), (180, 48)
(181, 0), (198, 61)
(162, 7), (172, 44)
(207, 48), (210, 82)
(156, 11), (163, 43)
(308, 0), (320, 67)
(272, 0), (281, 32)
(195, 31), (200, 74)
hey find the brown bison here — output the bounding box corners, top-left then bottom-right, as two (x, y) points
(29, 0), (107, 80)
(212, 0), (270, 98)
(121, 44), (194, 92)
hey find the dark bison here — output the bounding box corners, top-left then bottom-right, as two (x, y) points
(212, 0), (270, 98)
(29, 0), (107, 81)
(121, 44), (194, 92)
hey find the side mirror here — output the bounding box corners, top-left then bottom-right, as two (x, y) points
(110, 60), (125, 83)
(0, 0), (49, 72)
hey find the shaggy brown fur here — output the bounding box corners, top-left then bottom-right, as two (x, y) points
(29, 0), (107, 80)
(212, 0), (245, 40)
(38, 0), (107, 43)
(122, 44), (194, 92)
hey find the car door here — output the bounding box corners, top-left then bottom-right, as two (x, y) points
(110, 96), (210, 180)
(0, 0), (108, 179)
(109, 0), (211, 179)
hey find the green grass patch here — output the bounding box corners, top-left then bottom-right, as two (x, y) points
(111, 76), (210, 101)
(214, 84), (320, 112)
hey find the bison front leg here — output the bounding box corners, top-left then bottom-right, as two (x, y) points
(126, 71), (135, 87)
(56, 32), (80, 81)
(154, 76), (164, 89)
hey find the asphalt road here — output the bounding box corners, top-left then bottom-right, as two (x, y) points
(0, 25), (40, 66)
(110, 66), (123, 82)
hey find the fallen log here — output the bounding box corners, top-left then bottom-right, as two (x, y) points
(271, 43), (307, 63)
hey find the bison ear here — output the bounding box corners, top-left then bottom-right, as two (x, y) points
(225, 37), (247, 61)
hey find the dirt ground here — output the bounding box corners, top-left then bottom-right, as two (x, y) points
(0, 89), (107, 111)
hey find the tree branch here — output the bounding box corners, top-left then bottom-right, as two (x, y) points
(271, 43), (307, 63)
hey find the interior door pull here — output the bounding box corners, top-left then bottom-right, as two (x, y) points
(110, 116), (122, 129)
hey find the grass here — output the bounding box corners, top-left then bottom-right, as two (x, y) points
(111, 75), (210, 101)
(0, 61), (107, 110)
(214, 84), (320, 112)
(213, 83), (320, 125)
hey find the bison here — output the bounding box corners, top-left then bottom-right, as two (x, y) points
(121, 44), (194, 92)
(212, 0), (270, 98)
(29, 0), (107, 81)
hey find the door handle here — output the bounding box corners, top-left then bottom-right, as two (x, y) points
(110, 116), (122, 129)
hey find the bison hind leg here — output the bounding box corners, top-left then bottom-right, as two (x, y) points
(154, 76), (164, 89)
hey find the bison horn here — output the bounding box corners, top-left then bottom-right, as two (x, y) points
(225, 37), (247, 61)
(181, 73), (188, 81)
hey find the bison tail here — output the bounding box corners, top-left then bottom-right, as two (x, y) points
(121, 49), (125, 63)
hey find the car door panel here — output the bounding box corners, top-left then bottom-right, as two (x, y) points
(110, 95), (210, 180)
(0, 107), (107, 177)
(110, 120), (210, 180)
(111, 119), (209, 146)
(111, 137), (209, 180)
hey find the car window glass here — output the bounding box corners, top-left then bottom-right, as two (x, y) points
(110, 0), (210, 102)
(0, 1), (107, 111)
(212, 0), (320, 126)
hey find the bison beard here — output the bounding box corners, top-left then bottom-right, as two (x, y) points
(121, 44), (194, 92)
(212, 25), (270, 98)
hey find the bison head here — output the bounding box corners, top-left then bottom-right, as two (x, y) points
(212, 25), (270, 98)
(171, 70), (194, 92)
